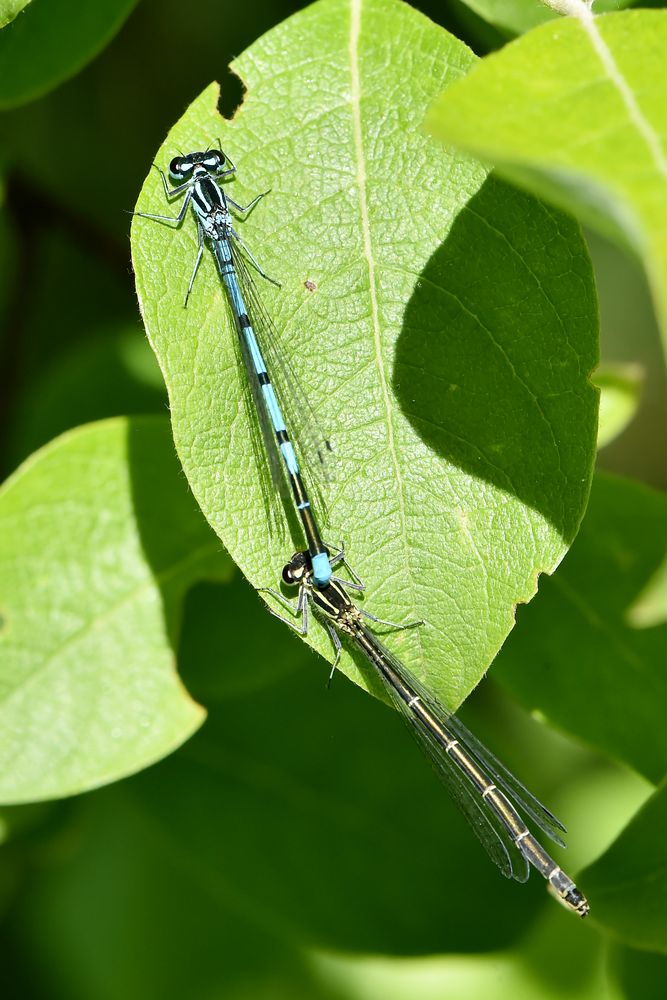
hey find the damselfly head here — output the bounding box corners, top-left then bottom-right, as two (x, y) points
(169, 150), (226, 180)
(281, 551), (312, 586)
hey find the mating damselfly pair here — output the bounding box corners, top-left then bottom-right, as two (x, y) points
(134, 145), (589, 918)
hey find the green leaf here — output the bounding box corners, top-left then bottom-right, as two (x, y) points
(581, 775), (667, 952)
(455, 0), (632, 40)
(0, 0), (138, 109)
(132, 0), (598, 710)
(0, 416), (231, 804)
(595, 362), (643, 449)
(0, 0), (31, 31)
(496, 473), (667, 783)
(455, 0), (555, 38)
(426, 10), (667, 361)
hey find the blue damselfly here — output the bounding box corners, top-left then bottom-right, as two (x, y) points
(134, 147), (339, 588)
(263, 550), (589, 917)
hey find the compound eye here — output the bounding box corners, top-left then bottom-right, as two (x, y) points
(281, 565), (294, 585)
(204, 151), (225, 172)
(170, 156), (193, 179)
(169, 156), (184, 178)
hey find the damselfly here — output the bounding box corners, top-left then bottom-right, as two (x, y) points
(262, 549), (589, 917)
(134, 147), (338, 588)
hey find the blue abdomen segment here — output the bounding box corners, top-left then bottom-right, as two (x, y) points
(219, 254), (304, 477)
(220, 261), (247, 324)
(262, 382), (288, 435)
(221, 271), (266, 373)
(279, 439), (299, 476)
(215, 238), (333, 585)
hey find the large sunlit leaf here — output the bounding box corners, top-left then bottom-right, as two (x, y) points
(0, 416), (231, 803)
(0, 0), (138, 109)
(426, 9), (667, 363)
(132, 0), (598, 709)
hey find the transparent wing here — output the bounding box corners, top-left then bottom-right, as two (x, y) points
(443, 711), (566, 847)
(394, 681), (528, 881)
(356, 627), (531, 882)
(360, 628), (567, 848)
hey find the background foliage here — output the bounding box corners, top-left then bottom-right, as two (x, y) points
(1, 0), (666, 997)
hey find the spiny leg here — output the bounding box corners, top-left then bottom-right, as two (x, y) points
(227, 190), (270, 215)
(133, 187), (192, 226)
(259, 584), (309, 636)
(359, 606), (424, 631)
(261, 583), (343, 684)
(326, 623), (343, 685)
(156, 167), (192, 201)
(326, 540), (365, 593)
(216, 142), (236, 174)
(331, 574), (364, 594)
(184, 220), (206, 307)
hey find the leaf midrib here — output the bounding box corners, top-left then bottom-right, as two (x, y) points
(349, 0), (422, 637)
(581, 9), (667, 181)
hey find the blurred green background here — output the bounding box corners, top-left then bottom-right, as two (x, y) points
(1, 1), (665, 997)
